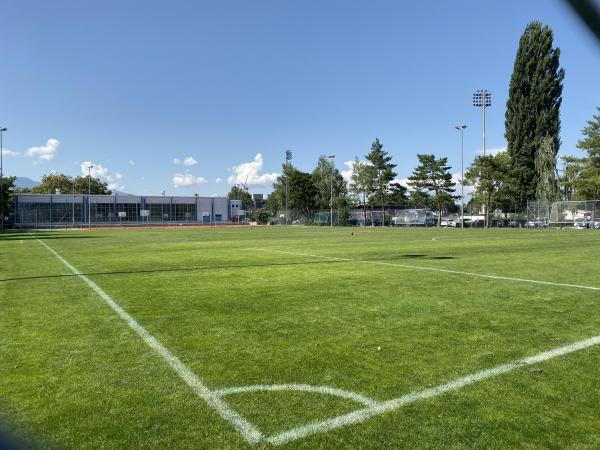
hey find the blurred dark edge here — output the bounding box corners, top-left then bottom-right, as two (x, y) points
(566, 0), (600, 43)
(0, 431), (32, 450)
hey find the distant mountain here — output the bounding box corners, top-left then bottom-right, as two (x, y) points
(15, 177), (40, 189)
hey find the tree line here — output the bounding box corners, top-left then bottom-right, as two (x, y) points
(3, 23), (599, 227)
(248, 21), (597, 227)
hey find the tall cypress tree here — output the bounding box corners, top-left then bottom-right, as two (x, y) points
(505, 21), (564, 209)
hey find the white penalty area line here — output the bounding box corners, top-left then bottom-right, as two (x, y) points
(266, 334), (600, 445)
(37, 239), (263, 444)
(249, 247), (600, 292)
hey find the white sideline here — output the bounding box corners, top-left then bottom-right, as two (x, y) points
(215, 384), (380, 407)
(37, 239), (263, 444)
(267, 335), (600, 445)
(250, 247), (600, 291)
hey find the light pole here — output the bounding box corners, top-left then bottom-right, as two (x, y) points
(72, 178), (75, 228)
(473, 90), (491, 227)
(285, 150), (292, 225)
(87, 164), (94, 228)
(0, 127), (6, 231)
(328, 155), (335, 227)
(455, 125), (467, 229)
(472, 90), (491, 156)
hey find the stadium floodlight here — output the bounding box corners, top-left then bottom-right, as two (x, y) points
(454, 125), (467, 229)
(472, 90), (491, 156)
(328, 155), (335, 227)
(87, 164), (94, 228)
(285, 150), (292, 225)
(0, 126), (6, 231)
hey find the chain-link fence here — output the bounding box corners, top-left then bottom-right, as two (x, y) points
(267, 207), (437, 227)
(528, 199), (600, 227)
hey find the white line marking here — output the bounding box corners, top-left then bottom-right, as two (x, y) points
(249, 247), (600, 291)
(267, 335), (600, 445)
(215, 384), (380, 408)
(37, 239), (262, 444)
(36, 239), (600, 446)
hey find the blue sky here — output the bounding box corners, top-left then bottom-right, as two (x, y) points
(2, 0), (599, 195)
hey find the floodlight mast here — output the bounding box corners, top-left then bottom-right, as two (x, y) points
(473, 90), (491, 227)
(472, 90), (491, 156)
(285, 150), (292, 225)
(454, 125), (467, 229)
(0, 126), (6, 231)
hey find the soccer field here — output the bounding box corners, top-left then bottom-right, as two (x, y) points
(1, 227), (600, 449)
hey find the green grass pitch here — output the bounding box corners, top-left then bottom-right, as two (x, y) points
(1, 226), (600, 449)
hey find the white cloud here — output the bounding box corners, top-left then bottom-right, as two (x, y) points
(80, 161), (125, 191)
(3, 148), (19, 156)
(172, 172), (208, 188)
(26, 139), (59, 163)
(227, 153), (279, 186)
(451, 172), (474, 199)
(340, 160), (355, 182)
(341, 159), (374, 184)
(174, 156), (198, 166)
(392, 177), (411, 189)
(473, 147), (506, 156)
(215, 177), (222, 183)
(129, 160), (135, 165)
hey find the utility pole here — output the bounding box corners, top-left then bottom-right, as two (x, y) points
(72, 178), (75, 228)
(0, 127), (7, 231)
(87, 164), (94, 229)
(285, 150), (292, 225)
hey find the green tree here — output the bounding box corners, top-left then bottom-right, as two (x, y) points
(535, 136), (560, 202)
(1, 176), (16, 224)
(349, 158), (375, 224)
(31, 173), (111, 195)
(408, 189), (431, 208)
(227, 185), (253, 210)
(365, 138), (397, 225)
(289, 170), (318, 217)
(385, 182), (409, 206)
(465, 152), (510, 228)
(266, 164), (318, 220)
(505, 21), (564, 209)
(407, 154), (456, 227)
(559, 156), (586, 201)
(574, 107), (600, 199)
(311, 155), (349, 212)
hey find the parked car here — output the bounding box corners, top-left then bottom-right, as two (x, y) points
(594, 221), (600, 229)
(440, 219), (456, 227)
(574, 218), (586, 229)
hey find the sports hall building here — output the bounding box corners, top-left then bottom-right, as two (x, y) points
(13, 194), (243, 228)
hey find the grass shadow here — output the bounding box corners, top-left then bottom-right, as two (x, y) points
(0, 259), (346, 283)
